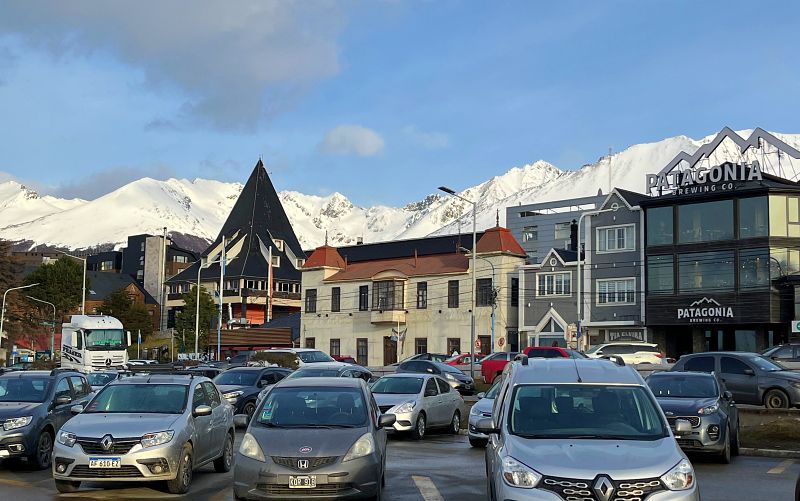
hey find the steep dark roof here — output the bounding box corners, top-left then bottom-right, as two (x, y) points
(86, 271), (158, 304)
(614, 188), (649, 207)
(259, 312), (301, 341)
(336, 232), (484, 263)
(553, 248), (578, 263)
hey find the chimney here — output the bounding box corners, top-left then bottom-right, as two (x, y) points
(357, 236), (363, 245)
(570, 219), (578, 252)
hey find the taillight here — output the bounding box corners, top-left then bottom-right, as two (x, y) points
(655, 353), (664, 358)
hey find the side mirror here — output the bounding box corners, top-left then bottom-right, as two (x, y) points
(743, 369), (755, 376)
(70, 404), (84, 415)
(378, 414), (396, 428)
(723, 391), (733, 400)
(476, 392), (486, 399)
(674, 419), (692, 434)
(55, 395), (72, 406)
(193, 405), (212, 417)
(426, 368), (434, 374)
(475, 417), (499, 435)
(234, 414), (250, 428)
(127, 331), (132, 347)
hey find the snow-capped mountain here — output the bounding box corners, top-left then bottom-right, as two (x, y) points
(2, 129), (798, 251)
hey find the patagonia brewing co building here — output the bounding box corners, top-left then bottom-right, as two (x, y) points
(641, 127), (800, 357)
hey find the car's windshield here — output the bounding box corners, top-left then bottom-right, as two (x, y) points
(87, 373), (116, 387)
(256, 387), (368, 428)
(435, 363), (462, 374)
(750, 356), (786, 372)
(85, 384), (188, 414)
(214, 371), (260, 386)
(287, 368), (341, 379)
(297, 351), (335, 363)
(647, 375), (718, 398)
(568, 350), (588, 359)
(0, 377), (51, 402)
(585, 345), (602, 354)
(509, 384), (668, 440)
(85, 329), (126, 350)
(372, 377), (424, 394)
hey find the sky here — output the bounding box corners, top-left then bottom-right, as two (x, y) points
(1, 0), (799, 206)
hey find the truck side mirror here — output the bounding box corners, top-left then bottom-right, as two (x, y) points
(127, 331), (132, 347)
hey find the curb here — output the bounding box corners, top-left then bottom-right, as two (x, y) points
(741, 447), (800, 459)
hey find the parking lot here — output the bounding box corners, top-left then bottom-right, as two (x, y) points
(0, 432), (797, 500)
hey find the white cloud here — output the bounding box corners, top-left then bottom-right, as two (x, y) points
(402, 125), (450, 149)
(320, 125), (385, 157)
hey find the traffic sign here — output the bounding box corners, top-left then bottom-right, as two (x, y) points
(498, 338), (505, 347)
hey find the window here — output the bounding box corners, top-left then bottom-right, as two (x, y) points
(136, 270), (144, 281)
(356, 338), (368, 365)
(173, 255), (189, 263)
(305, 337), (315, 349)
(739, 248), (771, 289)
(678, 251), (735, 293)
(684, 356), (715, 373)
(448, 280), (459, 308)
(271, 255), (280, 267)
(477, 278), (494, 306)
(647, 207), (673, 245)
(202, 382), (221, 408)
(597, 225), (635, 252)
(536, 272), (571, 296)
(772, 248), (800, 275)
(139, 256), (144, 265)
(305, 289), (317, 313)
(358, 285), (369, 311)
(54, 379), (71, 401)
(225, 279), (239, 291)
(721, 357), (752, 375)
(511, 278), (519, 307)
(415, 338), (428, 354)
(274, 239), (284, 252)
(416, 282), (427, 309)
(331, 287), (341, 312)
(100, 260), (114, 271)
(447, 338), (461, 355)
(522, 226), (538, 242)
(647, 255), (673, 294)
(192, 384), (209, 407)
(770, 195), (800, 237)
(554, 222), (572, 241)
(738, 197), (769, 238)
(678, 200), (734, 243)
(296, 258), (306, 268)
(140, 242), (145, 252)
(597, 278), (636, 305)
(372, 280), (404, 310)
(436, 378), (451, 394)
(330, 339), (341, 357)
(69, 376), (90, 397)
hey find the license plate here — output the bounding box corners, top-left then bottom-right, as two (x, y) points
(88, 457), (121, 469)
(288, 475), (317, 489)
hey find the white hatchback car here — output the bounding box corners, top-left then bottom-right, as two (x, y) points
(585, 342), (664, 365)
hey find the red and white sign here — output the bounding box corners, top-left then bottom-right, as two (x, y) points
(474, 339), (482, 349)
(498, 338), (505, 347)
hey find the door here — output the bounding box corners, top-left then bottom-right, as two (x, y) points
(68, 376), (93, 406)
(51, 378), (74, 431)
(478, 336), (491, 355)
(719, 356), (759, 404)
(435, 378), (459, 425)
(383, 336), (397, 366)
(202, 382), (227, 457)
(191, 383), (213, 462)
(422, 378), (443, 425)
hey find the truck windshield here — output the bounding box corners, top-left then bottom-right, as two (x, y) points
(85, 329), (126, 350)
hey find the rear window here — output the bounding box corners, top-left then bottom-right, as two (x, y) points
(683, 356), (715, 373)
(287, 368), (341, 379)
(215, 370), (259, 387)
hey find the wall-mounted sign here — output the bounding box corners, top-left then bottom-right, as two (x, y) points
(677, 297), (733, 323)
(646, 161), (762, 197)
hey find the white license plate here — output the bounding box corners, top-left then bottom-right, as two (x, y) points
(88, 457), (121, 469)
(288, 475), (317, 489)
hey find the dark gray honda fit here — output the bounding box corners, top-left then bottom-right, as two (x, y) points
(233, 377), (395, 500)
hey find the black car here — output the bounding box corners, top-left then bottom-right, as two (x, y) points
(646, 371), (740, 463)
(286, 363), (373, 383)
(86, 370), (132, 392)
(213, 367), (291, 418)
(671, 351), (800, 408)
(396, 360), (475, 395)
(394, 353), (449, 366)
(0, 369), (93, 469)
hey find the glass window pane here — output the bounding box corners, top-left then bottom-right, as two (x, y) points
(647, 207), (673, 245)
(678, 200), (734, 243)
(738, 197), (768, 238)
(790, 197), (800, 224)
(647, 255), (673, 294)
(770, 195), (787, 237)
(739, 248), (770, 289)
(678, 251), (735, 293)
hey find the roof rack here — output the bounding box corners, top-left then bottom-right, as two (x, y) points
(602, 355), (626, 367)
(513, 353), (530, 366)
(50, 368), (81, 376)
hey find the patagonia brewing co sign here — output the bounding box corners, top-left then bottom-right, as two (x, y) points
(647, 161), (763, 196)
(677, 297), (734, 323)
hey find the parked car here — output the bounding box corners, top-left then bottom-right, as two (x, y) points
(671, 351), (800, 408)
(127, 359), (157, 366)
(391, 353), (449, 366)
(522, 346), (587, 359)
(261, 348), (339, 367)
(445, 353), (484, 366)
(396, 360), (475, 395)
(468, 376), (503, 448)
(762, 343), (800, 370)
(0, 369), (93, 469)
(86, 370), (132, 392)
(52, 374), (235, 494)
(233, 377), (396, 500)
(182, 365), (225, 380)
(256, 363), (373, 403)
(225, 351), (257, 369)
(646, 371), (740, 463)
(585, 342), (664, 365)
(480, 352), (520, 384)
(214, 367), (292, 419)
(372, 373), (462, 440)
(477, 357), (699, 501)
(332, 355), (358, 364)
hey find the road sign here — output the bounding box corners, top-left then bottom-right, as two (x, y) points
(498, 338), (505, 347)
(792, 321), (800, 333)
(475, 338), (481, 349)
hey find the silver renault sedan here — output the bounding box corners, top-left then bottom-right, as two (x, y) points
(52, 374), (235, 495)
(233, 377), (395, 500)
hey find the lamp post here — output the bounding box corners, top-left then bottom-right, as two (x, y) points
(1, 283), (40, 351)
(57, 251), (87, 315)
(575, 208), (616, 350)
(439, 186), (477, 379)
(460, 248), (497, 352)
(26, 296), (56, 356)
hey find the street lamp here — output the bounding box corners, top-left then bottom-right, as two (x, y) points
(26, 296), (56, 356)
(57, 251), (87, 315)
(0, 283), (40, 351)
(459, 247), (497, 351)
(576, 208), (617, 350)
(439, 186), (477, 379)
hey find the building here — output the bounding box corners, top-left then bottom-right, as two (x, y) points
(641, 127), (800, 357)
(166, 160), (305, 332)
(84, 271), (161, 332)
(300, 226), (526, 366)
(506, 194), (605, 264)
(10, 250), (60, 267)
(87, 251), (123, 273)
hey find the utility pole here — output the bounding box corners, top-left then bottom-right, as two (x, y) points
(217, 236), (226, 361)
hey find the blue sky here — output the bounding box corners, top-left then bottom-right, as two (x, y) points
(1, 1), (799, 206)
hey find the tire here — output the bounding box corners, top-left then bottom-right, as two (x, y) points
(718, 426), (732, 464)
(214, 432), (234, 473)
(469, 437), (488, 448)
(731, 422), (740, 456)
(30, 430), (53, 470)
(764, 389), (790, 409)
(448, 411), (461, 435)
(411, 413), (426, 440)
(243, 401), (257, 420)
(166, 443), (193, 494)
(54, 480), (81, 493)
(369, 472), (383, 501)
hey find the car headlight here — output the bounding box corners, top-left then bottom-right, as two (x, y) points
(3, 416), (32, 431)
(470, 405), (481, 416)
(343, 432), (375, 462)
(223, 390), (244, 401)
(697, 402), (719, 415)
(58, 431), (77, 447)
(445, 373), (456, 381)
(393, 401), (416, 414)
(141, 430), (175, 448)
(501, 456), (541, 488)
(661, 458), (695, 491)
(239, 432), (266, 462)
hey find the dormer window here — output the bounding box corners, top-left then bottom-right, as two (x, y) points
(271, 255), (280, 267)
(274, 239), (284, 252)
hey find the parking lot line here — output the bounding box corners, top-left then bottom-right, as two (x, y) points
(0, 477), (31, 487)
(767, 459), (794, 475)
(412, 475), (445, 501)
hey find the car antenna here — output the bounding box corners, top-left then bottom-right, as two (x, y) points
(573, 358), (583, 383)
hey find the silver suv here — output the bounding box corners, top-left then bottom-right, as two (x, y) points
(477, 356), (699, 500)
(52, 374), (235, 494)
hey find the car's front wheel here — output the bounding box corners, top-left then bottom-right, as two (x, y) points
(214, 432), (234, 473)
(765, 389), (790, 409)
(718, 426), (732, 464)
(411, 413), (426, 440)
(731, 421), (740, 456)
(54, 480), (81, 493)
(30, 430), (53, 470)
(166, 443), (193, 494)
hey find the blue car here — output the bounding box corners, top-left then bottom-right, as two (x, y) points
(214, 367), (291, 419)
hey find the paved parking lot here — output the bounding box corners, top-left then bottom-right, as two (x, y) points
(0, 432), (796, 500)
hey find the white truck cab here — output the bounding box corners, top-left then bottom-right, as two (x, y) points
(61, 315), (131, 372)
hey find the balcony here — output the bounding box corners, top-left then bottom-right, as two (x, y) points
(272, 290), (301, 301)
(371, 309), (406, 324)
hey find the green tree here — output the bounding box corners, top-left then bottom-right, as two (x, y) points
(0, 240), (24, 364)
(100, 288), (153, 338)
(23, 256), (88, 318)
(174, 286), (216, 353)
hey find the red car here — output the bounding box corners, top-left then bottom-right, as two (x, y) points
(445, 353), (483, 366)
(332, 355), (357, 364)
(480, 352), (519, 384)
(522, 346), (587, 359)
